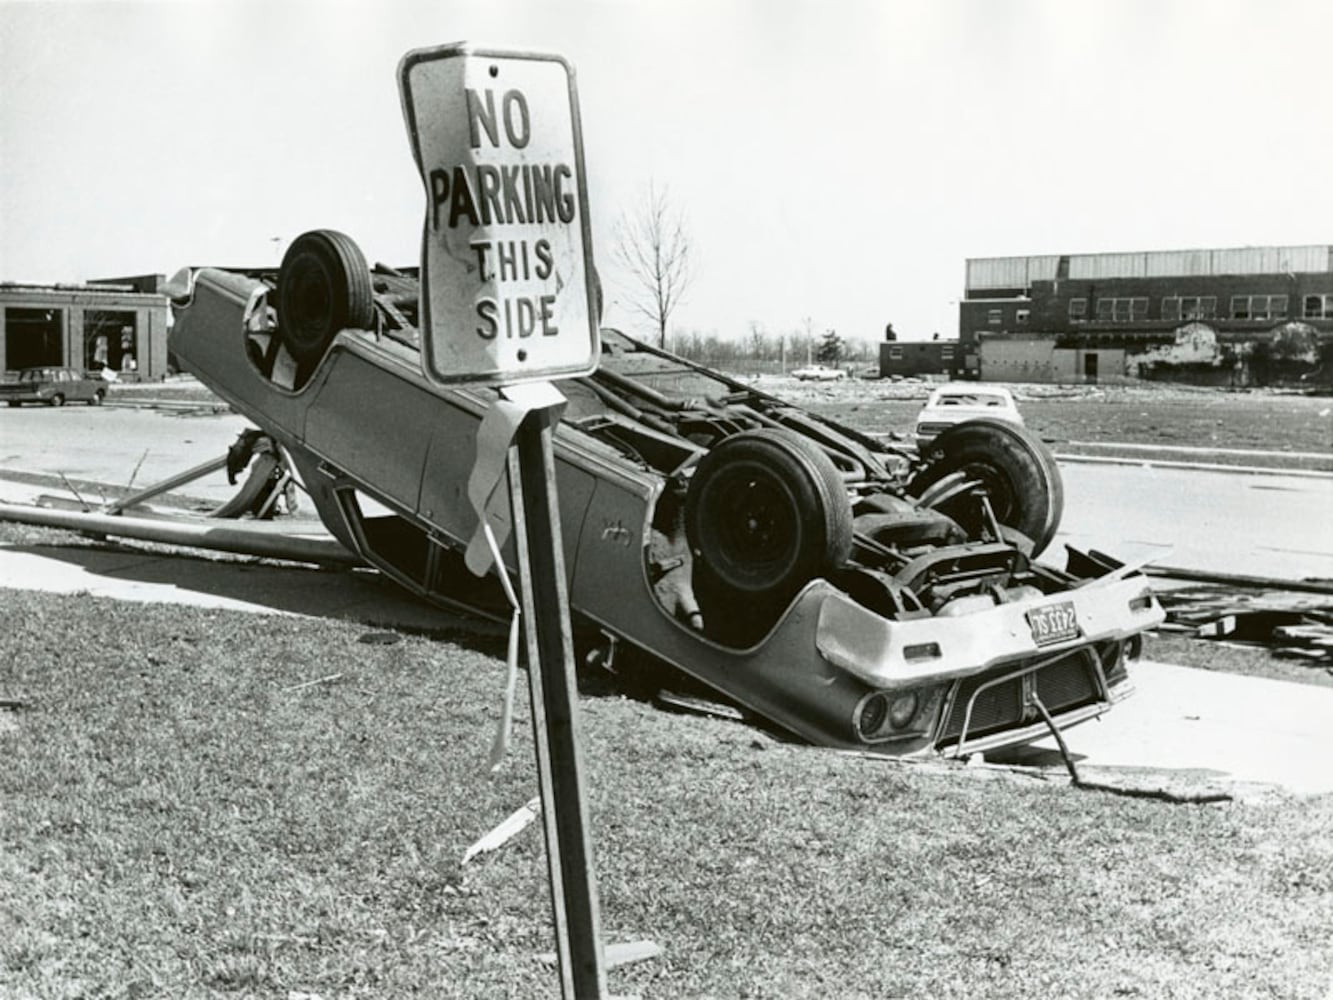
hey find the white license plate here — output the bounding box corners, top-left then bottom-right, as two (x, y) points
(1027, 601), (1080, 646)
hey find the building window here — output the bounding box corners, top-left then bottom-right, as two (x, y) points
(987, 309), (1002, 325)
(1068, 298), (1087, 320)
(888, 345), (903, 359)
(1304, 294), (1333, 319)
(1233, 294), (1291, 320)
(84, 310), (138, 371)
(1095, 297), (1149, 322)
(940, 344), (955, 359)
(4, 307), (65, 369)
(1163, 296), (1215, 321)
(1016, 309), (1030, 324)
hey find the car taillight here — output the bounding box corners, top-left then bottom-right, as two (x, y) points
(855, 691), (924, 740)
(856, 694), (889, 739)
(888, 691), (919, 729)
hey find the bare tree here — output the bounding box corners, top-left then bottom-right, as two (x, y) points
(612, 181), (694, 348)
(746, 321), (769, 361)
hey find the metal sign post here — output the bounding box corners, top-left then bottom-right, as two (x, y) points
(399, 43), (607, 999)
(506, 399), (606, 999)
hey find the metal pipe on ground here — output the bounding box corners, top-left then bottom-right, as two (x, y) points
(104, 456), (228, 515)
(0, 502), (360, 568)
(1144, 565), (1333, 596)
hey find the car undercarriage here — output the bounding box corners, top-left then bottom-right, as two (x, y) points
(166, 231), (1164, 757)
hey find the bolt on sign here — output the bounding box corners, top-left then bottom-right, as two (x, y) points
(399, 44), (600, 385)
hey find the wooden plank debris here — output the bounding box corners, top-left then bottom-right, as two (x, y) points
(1155, 585), (1333, 663)
(461, 796), (542, 865)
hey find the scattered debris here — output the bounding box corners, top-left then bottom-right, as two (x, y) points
(461, 796), (541, 865)
(282, 672), (344, 694)
(57, 473), (92, 512)
(0, 697), (29, 711)
(1155, 585), (1333, 663)
(127, 448), (150, 490)
(537, 938), (662, 970)
(357, 631), (402, 645)
(654, 690), (745, 722)
(1147, 566), (1333, 596)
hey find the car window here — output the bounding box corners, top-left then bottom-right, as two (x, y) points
(937, 391), (1009, 407)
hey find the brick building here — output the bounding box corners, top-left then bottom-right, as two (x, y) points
(958, 245), (1333, 384)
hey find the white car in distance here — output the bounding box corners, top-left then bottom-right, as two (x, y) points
(914, 384), (1024, 445)
(790, 364), (847, 382)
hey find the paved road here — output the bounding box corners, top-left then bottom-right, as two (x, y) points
(1057, 461), (1333, 583)
(0, 405), (254, 507)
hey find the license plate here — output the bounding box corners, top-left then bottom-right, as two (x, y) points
(1027, 601), (1080, 646)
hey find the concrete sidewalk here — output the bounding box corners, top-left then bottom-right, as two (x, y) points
(996, 660), (1333, 797)
(0, 472), (490, 636)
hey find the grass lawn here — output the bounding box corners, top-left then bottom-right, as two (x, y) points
(3, 589), (1331, 999)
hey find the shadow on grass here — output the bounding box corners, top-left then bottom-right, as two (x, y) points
(0, 535), (774, 734)
(0, 537), (504, 640)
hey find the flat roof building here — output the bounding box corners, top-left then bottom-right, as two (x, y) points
(958, 245), (1333, 385)
(1, 276), (170, 380)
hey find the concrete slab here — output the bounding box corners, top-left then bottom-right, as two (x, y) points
(995, 659), (1333, 796)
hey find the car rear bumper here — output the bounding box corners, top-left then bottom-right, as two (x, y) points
(814, 573), (1162, 691)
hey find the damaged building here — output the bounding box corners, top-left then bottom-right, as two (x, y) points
(954, 245), (1333, 385)
(1, 276), (171, 380)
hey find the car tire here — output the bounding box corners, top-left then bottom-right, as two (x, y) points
(90, 390), (105, 406)
(276, 230), (375, 366)
(686, 429), (853, 644)
(908, 418), (1062, 556)
(49, 394), (65, 408)
(5, 401), (18, 408)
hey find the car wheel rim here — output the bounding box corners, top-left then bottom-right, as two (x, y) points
(704, 464), (801, 585)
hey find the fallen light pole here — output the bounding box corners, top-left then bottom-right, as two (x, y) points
(0, 501), (359, 568)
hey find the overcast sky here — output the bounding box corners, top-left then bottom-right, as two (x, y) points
(3, 0), (1331, 344)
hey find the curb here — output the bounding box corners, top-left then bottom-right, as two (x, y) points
(1052, 453), (1333, 479)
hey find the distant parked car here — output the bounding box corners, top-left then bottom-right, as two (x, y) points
(914, 384), (1022, 445)
(790, 364), (847, 382)
(0, 367), (107, 407)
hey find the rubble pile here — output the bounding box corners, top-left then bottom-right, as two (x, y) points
(1156, 585), (1333, 665)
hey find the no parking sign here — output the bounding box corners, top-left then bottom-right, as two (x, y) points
(399, 44), (600, 385)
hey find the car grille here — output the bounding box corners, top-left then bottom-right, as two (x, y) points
(937, 647), (1107, 746)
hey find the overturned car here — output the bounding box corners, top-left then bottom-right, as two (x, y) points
(168, 230), (1163, 757)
